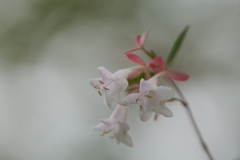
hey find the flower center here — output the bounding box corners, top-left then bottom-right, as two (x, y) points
(94, 79), (113, 96)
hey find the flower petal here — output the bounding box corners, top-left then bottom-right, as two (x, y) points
(123, 48), (141, 55)
(114, 77), (128, 93)
(110, 105), (129, 121)
(92, 123), (109, 131)
(89, 78), (101, 88)
(155, 86), (174, 102)
(139, 79), (153, 93)
(125, 93), (141, 105)
(167, 71), (189, 81)
(103, 93), (113, 110)
(153, 103), (173, 117)
(136, 28), (151, 47)
(118, 121), (130, 132)
(112, 123), (134, 147)
(138, 107), (153, 122)
(98, 67), (113, 80)
(101, 118), (118, 125)
(125, 53), (146, 66)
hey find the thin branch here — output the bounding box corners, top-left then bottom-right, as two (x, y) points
(165, 78), (214, 160)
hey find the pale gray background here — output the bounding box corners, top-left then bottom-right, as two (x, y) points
(0, 0), (239, 160)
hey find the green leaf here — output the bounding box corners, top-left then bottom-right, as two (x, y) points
(166, 25), (190, 68)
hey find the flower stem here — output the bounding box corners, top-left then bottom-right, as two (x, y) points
(165, 78), (214, 160)
(141, 48), (156, 59)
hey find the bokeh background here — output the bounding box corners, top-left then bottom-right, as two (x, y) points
(0, 0), (239, 160)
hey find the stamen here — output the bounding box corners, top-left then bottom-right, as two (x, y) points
(99, 130), (111, 136)
(136, 98), (141, 102)
(145, 95), (153, 98)
(94, 84), (101, 89)
(98, 90), (102, 96)
(139, 105), (143, 111)
(103, 87), (109, 90)
(99, 80), (104, 84)
(136, 98), (139, 103)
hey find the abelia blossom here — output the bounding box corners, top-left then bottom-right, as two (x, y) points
(93, 105), (134, 147)
(123, 28), (151, 55)
(125, 79), (173, 122)
(149, 56), (189, 81)
(89, 67), (128, 109)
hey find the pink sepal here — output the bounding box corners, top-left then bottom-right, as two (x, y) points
(167, 71), (189, 81)
(123, 48), (140, 55)
(148, 56), (165, 72)
(125, 53), (146, 66)
(136, 28), (151, 47)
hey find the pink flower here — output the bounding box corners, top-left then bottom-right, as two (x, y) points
(149, 56), (189, 81)
(123, 28), (151, 55)
(125, 79), (173, 122)
(93, 105), (134, 147)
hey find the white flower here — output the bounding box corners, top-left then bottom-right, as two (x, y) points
(90, 67), (128, 109)
(125, 79), (173, 122)
(93, 105), (134, 147)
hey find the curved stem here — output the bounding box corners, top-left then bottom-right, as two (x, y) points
(165, 78), (214, 160)
(141, 48), (155, 59)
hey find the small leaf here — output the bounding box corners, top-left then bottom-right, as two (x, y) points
(166, 25), (190, 68)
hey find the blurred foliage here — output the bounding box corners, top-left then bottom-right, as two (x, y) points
(0, 0), (138, 63)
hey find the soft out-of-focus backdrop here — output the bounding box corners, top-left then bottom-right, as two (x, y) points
(0, 0), (239, 160)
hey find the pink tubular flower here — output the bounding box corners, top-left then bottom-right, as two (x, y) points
(149, 56), (189, 81)
(125, 79), (173, 122)
(93, 105), (134, 147)
(123, 28), (151, 55)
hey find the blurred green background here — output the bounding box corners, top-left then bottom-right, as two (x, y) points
(0, 0), (239, 160)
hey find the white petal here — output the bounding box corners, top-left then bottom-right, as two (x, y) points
(118, 121), (130, 132)
(125, 93), (141, 105)
(112, 123), (134, 147)
(117, 132), (134, 147)
(113, 69), (129, 79)
(92, 123), (109, 131)
(100, 118), (118, 125)
(142, 91), (160, 108)
(110, 105), (129, 121)
(139, 79), (153, 93)
(155, 86), (174, 102)
(103, 93), (113, 110)
(114, 77), (128, 92)
(153, 103), (173, 117)
(114, 94), (127, 106)
(98, 67), (113, 80)
(138, 107), (153, 122)
(89, 78), (101, 88)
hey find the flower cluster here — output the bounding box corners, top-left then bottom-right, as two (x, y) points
(90, 29), (189, 147)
